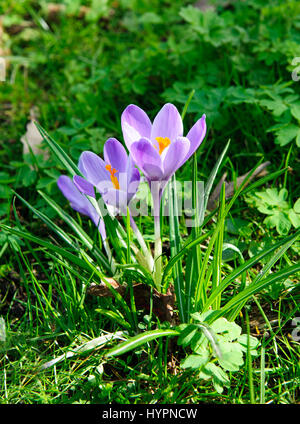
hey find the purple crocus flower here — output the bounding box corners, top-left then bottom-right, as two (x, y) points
(57, 175), (106, 240)
(73, 137), (140, 213)
(122, 102), (206, 287)
(121, 103), (206, 190)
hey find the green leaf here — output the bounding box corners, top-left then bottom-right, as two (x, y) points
(296, 131), (300, 148)
(294, 198), (300, 214)
(218, 346), (244, 372)
(226, 218), (252, 237)
(37, 191), (111, 271)
(177, 324), (198, 347)
(0, 224), (94, 273)
(288, 209), (300, 228)
(211, 318), (242, 342)
(0, 185), (11, 200)
(17, 166), (37, 187)
(275, 124), (300, 146)
(181, 353), (209, 370)
(237, 334), (260, 355)
(260, 99), (287, 116)
(290, 101), (300, 121)
(199, 363), (230, 394)
(264, 211), (291, 235)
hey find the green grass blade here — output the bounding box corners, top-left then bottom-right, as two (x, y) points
(106, 329), (179, 358)
(204, 229), (300, 312)
(35, 122), (81, 177)
(185, 153), (204, 319)
(181, 89), (195, 120)
(39, 331), (126, 371)
(36, 123), (128, 264)
(0, 224), (95, 273)
(260, 345), (266, 404)
(213, 262), (300, 321)
(241, 167), (288, 197)
(13, 190), (77, 249)
(161, 229), (214, 287)
(203, 139), (230, 212)
(211, 183), (226, 310)
(246, 312), (255, 404)
(167, 176), (185, 322)
(194, 158), (265, 310)
(95, 309), (132, 331)
(228, 229), (298, 322)
(38, 190), (110, 271)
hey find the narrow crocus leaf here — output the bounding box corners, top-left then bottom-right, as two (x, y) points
(161, 230), (214, 286)
(39, 331), (126, 371)
(167, 176), (185, 322)
(35, 122), (81, 177)
(0, 224), (94, 273)
(106, 329), (179, 358)
(38, 190), (111, 272)
(204, 228), (300, 312)
(203, 139), (230, 213)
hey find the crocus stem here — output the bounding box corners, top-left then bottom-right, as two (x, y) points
(152, 184), (162, 291)
(154, 214), (162, 289)
(129, 212), (154, 272)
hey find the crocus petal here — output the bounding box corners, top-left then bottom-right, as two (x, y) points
(121, 104), (152, 149)
(78, 151), (113, 192)
(126, 155), (140, 201)
(151, 103), (183, 143)
(185, 114), (206, 161)
(73, 175), (95, 198)
(130, 138), (164, 181)
(102, 188), (129, 213)
(58, 175), (106, 239)
(162, 136), (190, 180)
(98, 219), (107, 240)
(104, 137), (128, 173)
(58, 175), (90, 216)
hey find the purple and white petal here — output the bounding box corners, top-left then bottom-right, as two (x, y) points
(73, 175), (95, 198)
(98, 219), (107, 240)
(78, 151), (112, 192)
(162, 137), (190, 180)
(127, 155), (140, 184)
(121, 104), (152, 149)
(150, 103), (183, 144)
(185, 114), (206, 161)
(58, 175), (90, 216)
(125, 155), (140, 201)
(130, 138), (164, 181)
(102, 188), (129, 213)
(104, 137), (128, 173)
(58, 175), (105, 239)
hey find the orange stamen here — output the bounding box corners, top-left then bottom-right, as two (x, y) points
(105, 164), (120, 190)
(155, 137), (171, 155)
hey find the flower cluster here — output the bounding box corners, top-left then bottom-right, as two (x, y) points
(58, 103), (206, 280)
